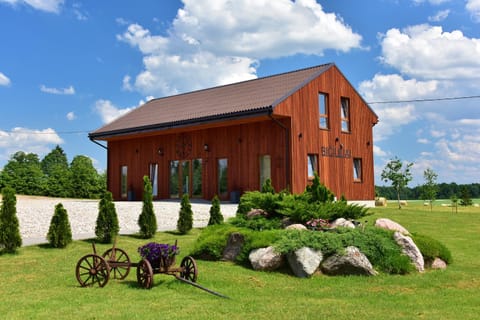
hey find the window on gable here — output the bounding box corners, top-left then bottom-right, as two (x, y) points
(307, 154), (318, 180)
(341, 97), (350, 132)
(353, 158), (362, 182)
(319, 92), (329, 129)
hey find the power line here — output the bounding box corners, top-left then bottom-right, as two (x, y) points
(368, 95), (480, 104)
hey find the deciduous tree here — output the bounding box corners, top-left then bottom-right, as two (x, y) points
(421, 168), (438, 211)
(381, 157), (413, 209)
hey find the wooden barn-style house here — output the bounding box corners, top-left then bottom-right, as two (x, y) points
(89, 63), (378, 206)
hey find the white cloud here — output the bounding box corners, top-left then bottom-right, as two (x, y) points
(428, 9), (450, 22)
(0, 72), (11, 86)
(466, 0), (480, 22)
(0, 0), (64, 13)
(0, 127), (63, 162)
(380, 25), (480, 80)
(40, 84), (75, 95)
(94, 99), (136, 124)
(117, 0), (362, 96)
(373, 145), (388, 157)
(66, 111), (75, 120)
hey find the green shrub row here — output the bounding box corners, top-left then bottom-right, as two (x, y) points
(191, 223), (454, 274)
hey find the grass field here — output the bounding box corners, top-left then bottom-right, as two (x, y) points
(1, 202), (479, 319)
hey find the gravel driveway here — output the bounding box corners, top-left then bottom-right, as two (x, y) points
(14, 195), (238, 246)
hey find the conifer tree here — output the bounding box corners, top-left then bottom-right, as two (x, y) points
(208, 195), (223, 226)
(47, 203), (73, 248)
(95, 191), (119, 243)
(177, 194), (193, 234)
(0, 187), (22, 253)
(138, 176), (157, 238)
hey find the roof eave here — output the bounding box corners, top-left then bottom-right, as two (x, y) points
(89, 106), (273, 140)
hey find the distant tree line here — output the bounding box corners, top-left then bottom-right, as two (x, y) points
(0, 146), (105, 199)
(376, 183), (480, 201)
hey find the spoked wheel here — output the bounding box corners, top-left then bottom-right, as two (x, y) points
(102, 248), (131, 280)
(180, 256), (198, 282)
(136, 259), (154, 289)
(76, 254), (110, 287)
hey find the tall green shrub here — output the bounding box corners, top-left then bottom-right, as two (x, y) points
(208, 195), (224, 226)
(261, 178), (275, 194)
(95, 191), (119, 243)
(177, 194), (193, 234)
(0, 187), (22, 253)
(47, 203), (73, 248)
(138, 176), (157, 238)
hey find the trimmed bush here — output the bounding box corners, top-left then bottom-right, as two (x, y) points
(0, 187), (22, 253)
(138, 176), (157, 239)
(208, 195), (224, 226)
(177, 194), (193, 234)
(261, 178), (275, 194)
(95, 191), (119, 243)
(47, 203), (73, 248)
(229, 215), (283, 231)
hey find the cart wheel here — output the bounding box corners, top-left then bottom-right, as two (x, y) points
(102, 248), (131, 280)
(180, 256), (198, 282)
(76, 254), (110, 287)
(137, 259), (154, 289)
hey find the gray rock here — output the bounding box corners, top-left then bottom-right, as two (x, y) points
(249, 246), (285, 271)
(321, 246), (377, 276)
(430, 257), (447, 270)
(375, 218), (410, 235)
(330, 218), (355, 229)
(393, 231), (424, 272)
(222, 232), (245, 261)
(285, 223), (308, 230)
(287, 247), (323, 278)
(246, 208), (268, 219)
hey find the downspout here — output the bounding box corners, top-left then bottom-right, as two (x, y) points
(89, 137), (108, 150)
(268, 111), (291, 191)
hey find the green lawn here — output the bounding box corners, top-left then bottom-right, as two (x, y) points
(1, 203), (479, 319)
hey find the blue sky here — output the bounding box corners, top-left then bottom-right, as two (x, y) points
(0, 0), (479, 186)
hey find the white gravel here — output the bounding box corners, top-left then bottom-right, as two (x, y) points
(14, 195), (238, 246)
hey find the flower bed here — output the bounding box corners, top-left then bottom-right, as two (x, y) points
(138, 242), (179, 270)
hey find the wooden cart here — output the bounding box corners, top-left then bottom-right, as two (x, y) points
(75, 240), (197, 289)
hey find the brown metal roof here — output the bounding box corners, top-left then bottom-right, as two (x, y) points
(89, 63), (334, 139)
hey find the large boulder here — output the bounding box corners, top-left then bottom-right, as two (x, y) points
(393, 232), (424, 272)
(222, 232), (245, 261)
(321, 246), (377, 276)
(286, 247), (323, 278)
(249, 246), (285, 271)
(375, 218), (410, 235)
(330, 218), (355, 229)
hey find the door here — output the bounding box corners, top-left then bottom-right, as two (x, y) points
(170, 159), (202, 198)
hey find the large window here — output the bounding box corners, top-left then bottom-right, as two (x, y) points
(169, 160), (180, 198)
(319, 92), (329, 129)
(341, 97), (350, 132)
(192, 159), (202, 197)
(120, 165), (128, 199)
(353, 158), (362, 182)
(259, 155), (271, 188)
(307, 154), (318, 180)
(149, 163), (158, 197)
(218, 158), (228, 198)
